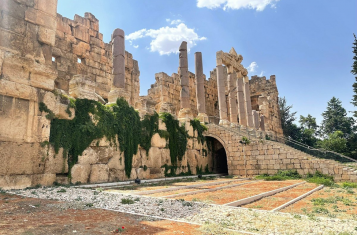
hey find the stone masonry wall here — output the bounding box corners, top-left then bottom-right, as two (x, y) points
(250, 75), (283, 135)
(54, 13), (139, 105)
(206, 124), (357, 183)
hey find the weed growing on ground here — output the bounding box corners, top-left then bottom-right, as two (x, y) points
(342, 182), (357, 188)
(256, 170), (301, 181)
(293, 214), (302, 219)
(134, 197), (140, 202)
(57, 189), (66, 193)
(121, 198), (135, 204)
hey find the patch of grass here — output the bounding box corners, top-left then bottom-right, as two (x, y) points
(342, 182), (357, 188)
(134, 197), (140, 202)
(57, 189), (66, 193)
(256, 170), (302, 181)
(85, 203), (94, 207)
(305, 171), (334, 186)
(121, 198), (135, 204)
(293, 214), (302, 219)
(312, 207), (329, 214)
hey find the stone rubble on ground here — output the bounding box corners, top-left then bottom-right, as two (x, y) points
(9, 187), (357, 235)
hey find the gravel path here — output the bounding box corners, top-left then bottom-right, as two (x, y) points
(9, 186), (357, 235)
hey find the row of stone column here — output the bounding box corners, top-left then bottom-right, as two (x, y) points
(177, 41), (265, 131)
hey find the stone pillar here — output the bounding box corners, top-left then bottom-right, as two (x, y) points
(195, 52), (207, 122)
(260, 115), (265, 131)
(217, 65), (229, 126)
(227, 71), (238, 125)
(108, 28), (130, 103)
(112, 28), (125, 88)
(253, 110), (260, 129)
(244, 76), (254, 127)
(178, 41), (192, 120)
(237, 73), (247, 126)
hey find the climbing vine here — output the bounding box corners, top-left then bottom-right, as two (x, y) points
(42, 98), (142, 179)
(140, 112), (159, 154)
(160, 112), (188, 165)
(40, 98), (211, 180)
(190, 118), (207, 145)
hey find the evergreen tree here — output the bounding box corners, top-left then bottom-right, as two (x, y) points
(299, 114), (318, 131)
(320, 97), (354, 138)
(299, 114), (318, 146)
(352, 34), (357, 117)
(278, 97), (301, 139)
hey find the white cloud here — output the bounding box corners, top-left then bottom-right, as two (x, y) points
(166, 18), (171, 22)
(197, 0), (280, 11)
(247, 62), (258, 72)
(126, 23), (206, 55)
(133, 45), (139, 49)
(170, 19), (183, 25)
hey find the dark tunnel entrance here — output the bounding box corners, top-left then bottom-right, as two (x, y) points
(207, 136), (228, 174)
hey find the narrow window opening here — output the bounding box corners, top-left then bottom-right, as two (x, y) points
(77, 57), (82, 63)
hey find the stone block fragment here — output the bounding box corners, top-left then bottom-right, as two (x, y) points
(71, 164), (91, 183)
(89, 164), (109, 183)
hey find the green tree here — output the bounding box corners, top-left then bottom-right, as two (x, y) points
(298, 114), (318, 146)
(279, 97), (301, 139)
(317, 131), (348, 154)
(320, 97), (354, 138)
(352, 34), (357, 117)
(299, 114), (318, 131)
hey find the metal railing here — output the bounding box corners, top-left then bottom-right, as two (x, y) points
(204, 116), (357, 164)
(266, 133), (357, 164)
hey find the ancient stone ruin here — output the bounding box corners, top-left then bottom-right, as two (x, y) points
(1, 0), (356, 190)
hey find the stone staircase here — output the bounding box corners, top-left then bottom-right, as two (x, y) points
(205, 124), (357, 182)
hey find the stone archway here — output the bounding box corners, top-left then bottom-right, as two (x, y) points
(205, 135), (228, 175)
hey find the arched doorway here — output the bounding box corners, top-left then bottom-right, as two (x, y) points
(206, 136), (228, 174)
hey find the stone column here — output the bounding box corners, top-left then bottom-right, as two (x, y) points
(217, 65), (229, 125)
(227, 71), (238, 125)
(244, 76), (254, 127)
(260, 115), (265, 131)
(253, 110), (260, 129)
(112, 28), (125, 88)
(237, 73), (247, 126)
(108, 28), (130, 103)
(178, 41), (192, 120)
(195, 52), (207, 122)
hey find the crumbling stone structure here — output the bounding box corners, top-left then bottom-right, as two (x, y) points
(0, 0), (288, 190)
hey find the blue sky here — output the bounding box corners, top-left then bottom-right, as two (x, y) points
(57, 0), (357, 124)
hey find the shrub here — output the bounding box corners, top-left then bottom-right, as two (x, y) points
(306, 171), (334, 186)
(121, 198), (135, 204)
(342, 182), (357, 188)
(256, 170), (302, 181)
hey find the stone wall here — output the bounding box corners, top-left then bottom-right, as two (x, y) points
(206, 124), (357, 182)
(54, 12), (139, 105)
(250, 75), (283, 135)
(70, 123), (212, 185)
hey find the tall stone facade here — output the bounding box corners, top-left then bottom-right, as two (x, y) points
(0, 0), (285, 189)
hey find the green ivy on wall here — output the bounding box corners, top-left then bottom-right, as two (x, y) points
(40, 98), (210, 180)
(159, 112), (188, 165)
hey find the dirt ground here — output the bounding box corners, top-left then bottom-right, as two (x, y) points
(281, 186), (357, 220)
(172, 180), (302, 205)
(243, 182), (317, 210)
(0, 193), (200, 235)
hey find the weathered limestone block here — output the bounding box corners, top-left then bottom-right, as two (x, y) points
(77, 147), (99, 165)
(72, 41), (90, 57)
(32, 174), (56, 186)
(107, 151), (124, 170)
(69, 75), (97, 100)
(109, 169), (124, 182)
(44, 147), (68, 174)
(132, 150), (142, 168)
(0, 175), (32, 190)
(25, 8), (57, 30)
(73, 24), (89, 43)
(89, 164), (109, 183)
(151, 133), (166, 148)
(136, 168), (150, 179)
(145, 147), (162, 168)
(38, 26), (56, 46)
(71, 164), (91, 183)
(160, 149), (171, 166)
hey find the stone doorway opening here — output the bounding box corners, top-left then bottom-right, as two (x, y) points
(206, 137), (228, 174)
